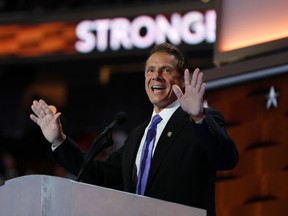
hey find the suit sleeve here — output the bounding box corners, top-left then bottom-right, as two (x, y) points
(195, 108), (239, 170)
(48, 136), (123, 189)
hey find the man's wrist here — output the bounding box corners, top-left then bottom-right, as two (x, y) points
(189, 110), (205, 124)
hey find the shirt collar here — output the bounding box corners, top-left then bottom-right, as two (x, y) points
(152, 100), (180, 123)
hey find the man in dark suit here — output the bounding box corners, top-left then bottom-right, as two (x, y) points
(30, 43), (238, 216)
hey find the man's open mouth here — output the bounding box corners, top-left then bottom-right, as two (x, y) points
(151, 85), (166, 91)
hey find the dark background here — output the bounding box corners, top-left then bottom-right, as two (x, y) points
(0, 0), (215, 176)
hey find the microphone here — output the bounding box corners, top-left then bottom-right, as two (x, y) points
(76, 111), (127, 182)
(100, 111), (127, 136)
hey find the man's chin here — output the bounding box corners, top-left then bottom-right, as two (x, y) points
(150, 99), (175, 109)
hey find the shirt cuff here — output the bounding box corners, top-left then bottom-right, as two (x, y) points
(194, 115), (205, 124)
(51, 135), (66, 151)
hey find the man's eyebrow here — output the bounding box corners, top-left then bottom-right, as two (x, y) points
(161, 65), (174, 70)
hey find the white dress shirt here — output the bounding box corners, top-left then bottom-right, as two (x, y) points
(135, 100), (180, 175)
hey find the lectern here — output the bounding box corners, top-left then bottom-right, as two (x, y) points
(0, 174), (206, 216)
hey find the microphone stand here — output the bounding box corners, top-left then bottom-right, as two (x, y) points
(76, 131), (113, 182)
(75, 111), (127, 182)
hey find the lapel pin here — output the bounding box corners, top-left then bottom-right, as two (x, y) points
(167, 131), (173, 137)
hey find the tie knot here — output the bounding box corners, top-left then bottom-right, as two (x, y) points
(149, 114), (162, 129)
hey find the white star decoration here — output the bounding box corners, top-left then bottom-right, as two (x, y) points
(266, 86), (279, 110)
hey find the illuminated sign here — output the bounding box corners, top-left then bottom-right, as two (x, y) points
(0, 8), (215, 61)
(75, 9), (216, 53)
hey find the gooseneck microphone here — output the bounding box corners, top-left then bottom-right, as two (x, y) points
(100, 111), (127, 136)
(76, 111), (127, 182)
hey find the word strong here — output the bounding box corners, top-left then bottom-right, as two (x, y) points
(75, 9), (216, 53)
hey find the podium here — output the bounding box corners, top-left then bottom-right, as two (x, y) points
(0, 174), (206, 216)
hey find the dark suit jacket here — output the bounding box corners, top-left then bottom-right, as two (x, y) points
(49, 107), (238, 216)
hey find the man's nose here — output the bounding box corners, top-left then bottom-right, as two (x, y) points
(152, 70), (161, 80)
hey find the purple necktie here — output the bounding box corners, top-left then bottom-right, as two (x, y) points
(136, 114), (162, 195)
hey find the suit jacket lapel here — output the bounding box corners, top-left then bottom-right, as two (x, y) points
(122, 120), (149, 192)
(146, 107), (188, 190)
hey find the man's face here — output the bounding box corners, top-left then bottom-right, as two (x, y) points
(145, 52), (184, 112)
